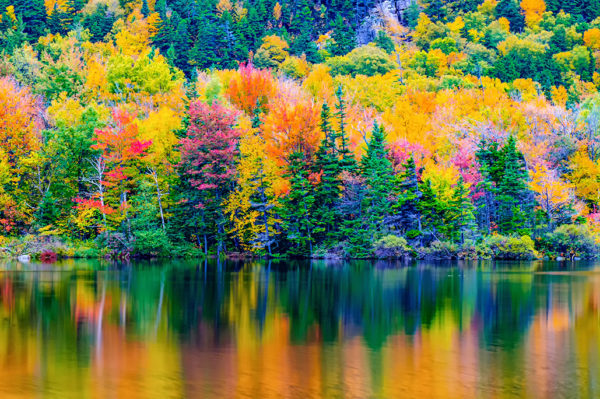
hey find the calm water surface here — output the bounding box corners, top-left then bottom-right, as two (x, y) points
(0, 259), (598, 398)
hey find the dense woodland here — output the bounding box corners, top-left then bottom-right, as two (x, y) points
(1, 0), (600, 259)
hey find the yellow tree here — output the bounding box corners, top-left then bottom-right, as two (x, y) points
(530, 163), (574, 229)
(138, 108), (182, 231)
(0, 78), (42, 232)
(224, 123), (283, 254)
(584, 28), (600, 50)
(520, 0), (545, 27)
(568, 150), (600, 210)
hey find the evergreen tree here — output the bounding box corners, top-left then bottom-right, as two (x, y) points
(172, 18), (191, 74)
(476, 136), (533, 234)
(311, 103), (342, 245)
(141, 0), (150, 17)
(452, 176), (478, 243)
(13, 0), (46, 40)
(496, 135), (533, 233)
(59, 0), (79, 32)
(0, 14), (27, 52)
(373, 30), (395, 54)
(281, 152), (315, 256)
(423, 0), (447, 21)
(360, 122), (395, 237)
(585, 0), (600, 21)
(403, 0), (421, 29)
(156, 0), (167, 17)
(495, 0), (525, 32)
(335, 86), (357, 172)
(331, 14), (355, 56)
(391, 156), (423, 239)
(82, 4), (116, 42)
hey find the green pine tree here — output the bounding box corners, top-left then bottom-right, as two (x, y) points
(335, 86), (357, 172)
(391, 156), (423, 239)
(14, 0), (46, 40)
(495, 0), (524, 32)
(141, 0), (150, 17)
(360, 122), (395, 238)
(311, 102), (343, 245)
(331, 14), (355, 56)
(496, 135), (533, 234)
(451, 176), (478, 243)
(281, 151), (315, 256)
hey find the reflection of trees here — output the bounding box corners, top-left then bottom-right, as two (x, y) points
(0, 259), (599, 393)
(0, 260), (545, 352)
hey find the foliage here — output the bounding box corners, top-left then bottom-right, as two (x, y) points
(484, 235), (538, 259)
(2, 0), (600, 260)
(326, 45), (396, 77)
(132, 229), (172, 257)
(372, 235), (412, 259)
(538, 224), (600, 258)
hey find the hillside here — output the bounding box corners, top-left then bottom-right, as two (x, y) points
(0, 0), (599, 259)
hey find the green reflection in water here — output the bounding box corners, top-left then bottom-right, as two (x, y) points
(0, 259), (597, 398)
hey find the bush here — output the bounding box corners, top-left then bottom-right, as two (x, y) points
(485, 235), (538, 259)
(417, 240), (488, 259)
(171, 242), (205, 258)
(73, 245), (100, 258)
(279, 56), (311, 79)
(96, 232), (134, 259)
(40, 250), (57, 263)
(326, 45), (396, 77)
(132, 229), (172, 257)
(373, 235), (412, 259)
(538, 224), (600, 259)
(418, 240), (458, 259)
(312, 242), (350, 259)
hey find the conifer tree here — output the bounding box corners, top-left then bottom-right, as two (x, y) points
(331, 14), (355, 55)
(14, 0), (46, 40)
(311, 103), (342, 245)
(391, 156), (423, 238)
(496, 135), (533, 233)
(452, 176), (478, 243)
(172, 18), (191, 74)
(141, 0), (150, 17)
(360, 122), (394, 237)
(281, 151), (315, 256)
(335, 86), (357, 172)
(495, 0), (525, 32)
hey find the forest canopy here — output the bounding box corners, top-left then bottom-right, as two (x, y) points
(1, 0), (600, 259)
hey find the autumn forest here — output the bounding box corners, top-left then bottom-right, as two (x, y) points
(1, 0), (600, 260)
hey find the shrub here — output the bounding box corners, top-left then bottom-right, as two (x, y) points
(418, 240), (458, 259)
(279, 56), (311, 79)
(313, 242), (349, 259)
(96, 232), (134, 259)
(418, 240), (493, 259)
(326, 45), (396, 77)
(168, 242), (204, 258)
(73, 246), (100, 258)
(485, 235), (537, 259)
(40, 250), (57, 263)
(132, 229), (172, 257)
(539, 224), (600, 258)
(373, 235), (412, 259)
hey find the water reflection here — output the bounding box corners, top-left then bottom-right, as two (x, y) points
(0, 259), (598, 397)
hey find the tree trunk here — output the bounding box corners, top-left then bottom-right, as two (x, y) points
(151, 169), (166, 232)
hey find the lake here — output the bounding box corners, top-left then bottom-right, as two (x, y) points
(0, 259), (598, 398)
